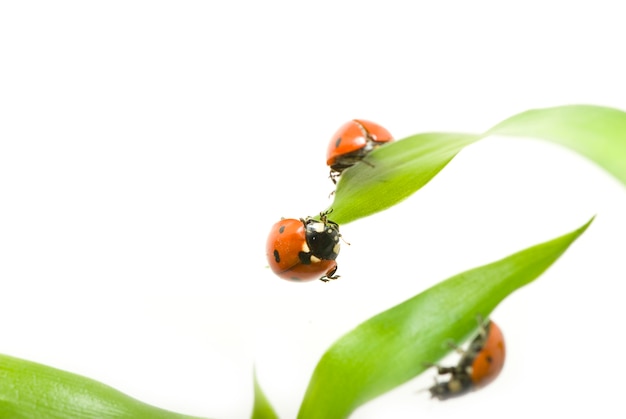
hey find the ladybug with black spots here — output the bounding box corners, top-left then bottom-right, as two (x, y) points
(428, 319), (506, 400)
(326, 119), (393, 183)
(266, 212), (341, 282)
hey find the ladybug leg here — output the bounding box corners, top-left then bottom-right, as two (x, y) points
(423, 362), (458, 376)
(319, 265), (339, 282)
(474, 314), (490, 338)
(319, 209), (332, 223)
(435, 366), (458, 375)
(446, 339), (466, 355)
(428, 375), (441, 391)
(360, 158), (375, 168)
(475, 314), (487, 328)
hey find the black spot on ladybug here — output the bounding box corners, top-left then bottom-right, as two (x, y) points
(273, 249), (280, 263)
(278, 225), (285, 234)
(298, 251), (312, 265)
(486, 355), (493, 364)
(335, 137), (342, 148)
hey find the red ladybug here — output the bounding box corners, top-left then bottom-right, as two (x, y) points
(428, 319), (506, 400)
(266, 213), (341, 282)
(326, 119), (393, 183)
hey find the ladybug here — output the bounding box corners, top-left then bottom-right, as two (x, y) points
(326, 119), (393, 183)
(428, 319), (506, 400)
(266, 212), (341, 282)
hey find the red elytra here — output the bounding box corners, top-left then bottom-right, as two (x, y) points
(266, 216), (341, 282)
(326, 119), (393, 181)
(469, 321), (505, 387)
(428, 320), (506, 400)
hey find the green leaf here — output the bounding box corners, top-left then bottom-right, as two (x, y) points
(0, 354), (206, 419)
(487, 104), (626, 186)
(297, 217), (592, 419)
(251, 368), (279, 419)
(327, 133), (480, 225)
(329, 105), (626, 225)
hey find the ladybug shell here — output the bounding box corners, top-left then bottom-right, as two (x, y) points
(469, 320), (506, 387)
(326, 119), (393, 168)
(266, 218), (337, 282)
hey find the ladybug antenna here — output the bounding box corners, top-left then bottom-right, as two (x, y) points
(415, 375), (439, 397)
(415, 386), (431, 396)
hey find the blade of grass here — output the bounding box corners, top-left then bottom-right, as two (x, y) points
(251, 368), (279, 419)
(298, 217), (592, 419)
(0, 354), (206, 419)
(487, 105), (626, 186)
(329, 105), (626, 225)
(328, 133), (480, 225)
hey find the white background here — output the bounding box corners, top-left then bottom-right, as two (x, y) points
(1, 1), (626, 418)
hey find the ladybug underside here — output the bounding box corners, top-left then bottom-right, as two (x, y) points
(330, 142), (377, 173)
(429, 322), (499, 400)
(428, 363), (474, 399)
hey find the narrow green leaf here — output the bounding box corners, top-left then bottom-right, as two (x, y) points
(0, 354), (206, 419)
(298, 217), (592, 419)
(487, 105), (626, 186)
(328, 133), (480, 225)
(251, 369), (279, 419)
(329, 105), (626, 225)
